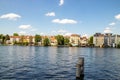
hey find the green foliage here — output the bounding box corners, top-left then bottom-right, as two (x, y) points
(13, 33), (19, 36)
(13, 41), (18, 45)
(88, 36), (94, 47)
(88, 36), (93, 44)
(5, 34), (10, 41)
(117, 42), (120, 48)
(2, 36), (5, 44)
(64, 37), (69, 45)
(35, 34), (41, 43)
(43, 38), (50, 46)
(55, 35), (64, 45)
(0, 34), (3, 39)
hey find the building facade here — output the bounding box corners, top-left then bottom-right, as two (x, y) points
(70, 34), (81, 46)
(93, 33), (120, 47)
(93, 33), (104, 47)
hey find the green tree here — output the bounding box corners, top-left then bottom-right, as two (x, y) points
(0, 34), (3, 44)
(2, 35), (5, 44)
(4, 34), (10, 44)
(0, 34), (3, 39)
(43, 38), (50, 46)
(13, 33), (19, 36)
(88, 36), (94, 47)
(117, 42), (120, 48)
(35, 34), (42, 45)
(64, 37), (69, 45)
(55, 35), (64, 45)
(5, 34), (10, 41)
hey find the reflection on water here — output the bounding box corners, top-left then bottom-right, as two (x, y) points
(0, 46), (120, 80)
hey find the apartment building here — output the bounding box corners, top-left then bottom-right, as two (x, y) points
(93, 33), (104, 47)
(93, 33), (120, 47)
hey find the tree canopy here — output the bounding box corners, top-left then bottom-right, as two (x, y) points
(13, 33), (19, 36)
(35, 34), (42, 43)
(43, 38), (50, 46)
(55, 35), (64, 45)
(64, 37), (69, 45)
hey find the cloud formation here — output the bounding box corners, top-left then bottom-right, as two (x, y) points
(0, 13), (21, 20)
(59, 0), (64, 6)
(115, 14), (120, 20)
(19, 25), (32, 29)
(104, 27), (112, 33)
(109, 22), (116, 26)
(45, 12), (55, 16)
(52, 19), (77, 24)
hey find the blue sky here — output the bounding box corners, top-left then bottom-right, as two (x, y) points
(0, 0), (120, 36)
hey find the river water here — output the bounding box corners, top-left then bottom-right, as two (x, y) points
(0, 46), (120, 80)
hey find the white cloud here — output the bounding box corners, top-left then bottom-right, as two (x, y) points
(0, 13), (21, 20)
(109, 22), (116, 26)
(45, 12), (55, 16)
(104, 27), (112, 33)
(19, 31), (26, 35)
(59, 0), (64, 6)
(19, 25), (32, 29)
(115, 14), (120, 20)
(52, 19), (77, 24)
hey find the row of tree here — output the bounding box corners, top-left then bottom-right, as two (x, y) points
(0, 33), (70, 46)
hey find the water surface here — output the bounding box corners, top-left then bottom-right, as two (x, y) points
(0, 46), (120, 80)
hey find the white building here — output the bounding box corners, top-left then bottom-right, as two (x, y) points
(70, 34), (80, 46)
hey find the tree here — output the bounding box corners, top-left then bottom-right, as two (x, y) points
(35, 34), (42, 45)
(117, 42), (120, 48)
(88, 36), (94, 47)
(13, 33), (19, 36)
(0, 34), (3, 43)
(4, 34), (10, 44)
(0, 34), (3, 39)
(55, 35), (64, 45)
(2, 35), (5, 44)
(64, 37), (69, 45)
(5, 34), (10, 41)
(43, 38), (50, 46)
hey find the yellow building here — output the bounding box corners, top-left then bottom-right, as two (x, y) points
(70, 34), (80, 46)
(93, 33), (104, 47)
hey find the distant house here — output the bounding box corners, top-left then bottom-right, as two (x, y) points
(10, 36), (20, 44)
(70, 34), (81, 46)
(93, 33), (104, 47)
(49, 36), (57, 46)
